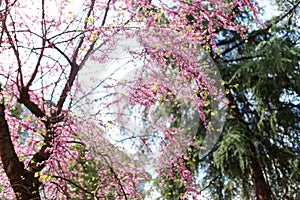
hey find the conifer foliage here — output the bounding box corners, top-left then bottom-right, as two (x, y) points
(159, 1), (300, 199)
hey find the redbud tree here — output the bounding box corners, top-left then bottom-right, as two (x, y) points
(0, 0), (259, 199)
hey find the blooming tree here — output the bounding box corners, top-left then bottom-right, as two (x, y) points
(0, 0), (260, 199)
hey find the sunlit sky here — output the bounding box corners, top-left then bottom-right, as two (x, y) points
(1, 0), (285, 199)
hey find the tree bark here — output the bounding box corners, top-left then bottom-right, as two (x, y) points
(248, 141), (273, 200)
(0, 102), (41, 200)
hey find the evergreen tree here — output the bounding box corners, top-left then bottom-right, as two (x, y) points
(158, 1), (300, 199)
(202, 1), (300, 199)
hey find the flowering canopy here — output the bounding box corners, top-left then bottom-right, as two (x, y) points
(0, 0), (260, 199)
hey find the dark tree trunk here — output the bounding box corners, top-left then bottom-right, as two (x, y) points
(0, 102), (41, 200)
(248, 141), (273, 200)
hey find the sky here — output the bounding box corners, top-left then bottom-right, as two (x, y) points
(0, 0), (286, 199)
